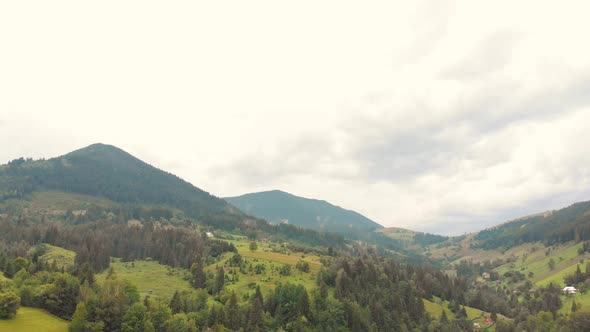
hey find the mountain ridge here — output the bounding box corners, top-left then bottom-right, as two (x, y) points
(224, 189), (383, 234)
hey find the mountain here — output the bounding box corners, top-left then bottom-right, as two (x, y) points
(0, 144), (350, 249)
(472, 200), (590, 249)
(379, 227), (448, 248)
(0, 143), (243, 220)
(420, 199), (590, 270)
(224, 189), (383, 234)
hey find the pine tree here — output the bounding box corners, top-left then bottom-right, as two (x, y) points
(78, 262), (96, 285)
(207, 306), (217, 328)
(190, 262), (206, 289)
(248, 286), (265, 331)
(69, 302), (90, 332)
(215, 268), (225, 294)
(225, 291), (240, 330)
(572, 300), (578, 313)
(297, 288), (311, 319)
(170, 291), (182, 314)
(575, 265), (583, 282)
(440, 310), (449, 324)
(4, 260), (15, 278)
(459, 306), (468, 318)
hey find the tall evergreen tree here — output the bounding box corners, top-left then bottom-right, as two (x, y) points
(190, 262), (206, 289)
(215, 268), (225, 294)
(226, 291), (240, 330)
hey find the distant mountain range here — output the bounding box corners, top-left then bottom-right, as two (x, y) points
(6, 143), (589, 254)
(225, 190), (383, 234)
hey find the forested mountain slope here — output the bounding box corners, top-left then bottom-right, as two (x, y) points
(473, 201), (590, 249)
(225, 190), (382, 234)
(0, 143), (241, 220)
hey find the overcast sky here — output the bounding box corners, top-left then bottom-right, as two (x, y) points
(2, 1), (590, 235)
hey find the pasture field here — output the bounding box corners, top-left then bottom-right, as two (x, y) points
(39, 244), (76, 270)
(423, 298), (501, 330)
(209, 239), (323, 296)
(95, 259), (193, 300)
(493, 242), (588, 285)
(231, 240), (322, 273)
(94, 239), (323, 306)
(536, 261), (588, 288)
(0, 307), (67, 332)
(560, 292), (590, 314)
(423, 299), (456, 320)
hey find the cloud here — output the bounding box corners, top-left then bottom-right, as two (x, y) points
(2, 1), (590, 235)
(441, 30), (519, 80)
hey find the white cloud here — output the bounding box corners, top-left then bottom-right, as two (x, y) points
(1, 1), (590, 234)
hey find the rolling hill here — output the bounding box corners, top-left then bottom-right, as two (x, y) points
(225, 189), (383, 234)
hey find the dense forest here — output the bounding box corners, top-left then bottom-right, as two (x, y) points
(474, 201), (590, 250)
(2, 210), (590, 331)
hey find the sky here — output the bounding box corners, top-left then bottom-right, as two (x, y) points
(2, 1), (590, 235)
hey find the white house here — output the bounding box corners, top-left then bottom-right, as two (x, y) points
(563, 286), (577, 295)
(206, 232), (214, 238)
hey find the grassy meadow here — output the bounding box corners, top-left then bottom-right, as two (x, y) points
(210, 238), (323, 296)
(0, 307), (67, 332)
(491, 242), (589, 287)
(39, 244), (76, 270)
(95, 259), (193, 300)
(93, 238), (323, 303)
(423, 298), (501, 330)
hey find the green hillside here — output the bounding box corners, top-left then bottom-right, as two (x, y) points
(225, 190), (382, 234)
(38, 244), (76, 271)
(474, 201), (590, 250)
(0, 143), (243, 221)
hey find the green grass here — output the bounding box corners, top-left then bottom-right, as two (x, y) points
(31, 191), (114, 210)
(211, 240), (323, 297)
(95, 259), (193, 300)
(536, 261), (588, 288)
(94, 239), (323, 306)
(0, 191), (113, 212)
(39, 244), (76, 270)
(229, 240), (322, 272)
(0, 307), (67, 332)
(494, 242), (587, 286)
(423, 299), (456, 320)
(423, 298), (499, 329)
(379, 228), (417, 244)
(560, 293), (590, 315)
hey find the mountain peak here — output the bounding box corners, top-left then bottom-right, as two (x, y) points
(1, 144), (241, 220)
(66, 143), (128, 157)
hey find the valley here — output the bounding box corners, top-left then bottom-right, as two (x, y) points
(1, 144), (590, 331)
